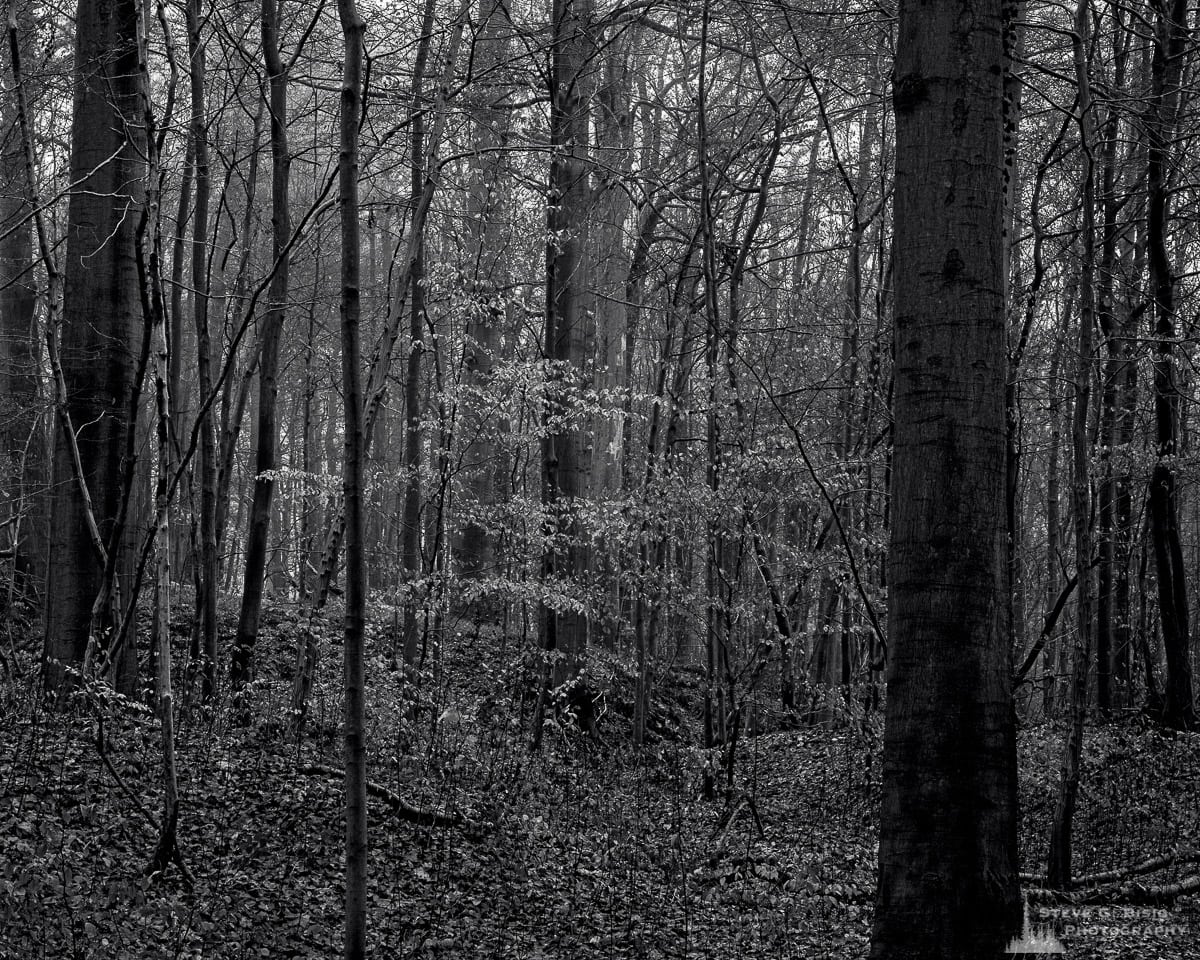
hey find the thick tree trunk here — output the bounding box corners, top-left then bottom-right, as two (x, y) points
(44, 0), (146, 693)
(232, 0), (290, 687)
(871, 0), (1022, 952)
(541, 0), (594, 676)
(589, 34), (633, 496)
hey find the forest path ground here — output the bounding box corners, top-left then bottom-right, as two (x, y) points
(1, 605), (1197, 958)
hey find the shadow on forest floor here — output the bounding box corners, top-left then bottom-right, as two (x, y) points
(1, 603), (1197, 958)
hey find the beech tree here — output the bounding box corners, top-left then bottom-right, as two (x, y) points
(871, 0), (1022, 954)
(537, 0), (596, 710)
(43, 0), (146, 694)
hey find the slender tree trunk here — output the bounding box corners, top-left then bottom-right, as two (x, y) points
(311, 1), (469, 611)
(1093, 11), (1134, 717)
(871, 0), (1022, 950)
(232, 0), (291, 687)
(696, 0), (724, 757)
(399, 0), (436, 669)
(1048, 1), (1097, 888)
(0, 1), (44, 607)
(186, 0), (219, 700)
(1043, 314), (1066, 718)
(1145, 0), (1196, 730)
(134, 44), (184, 879)
(335, 3), (368, 954)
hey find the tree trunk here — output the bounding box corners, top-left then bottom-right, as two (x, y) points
(871, 0), (1022, 951)
(135, 52), (184, 879)
(1043, 311), (1066, 718)
(232, 0), (290, 687)
(455, 0), (511, 580)
(589, 31), (633, 496)
(311, 1), (469, 612)
(398, 0), (436, 669)
(44, 0), (146, 694)
(0, 1), (44, 608)
(335, 3), (368, 955)
(540, 0), (595, 683)
(187, 0), (219, 700)
(1048, 2), (1097, 888)
(1145, 0), (1196, 730)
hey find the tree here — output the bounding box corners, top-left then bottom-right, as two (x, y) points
(871, 0), (1022, 954)
(1047, 0), (1098, 889)
(334, 1), (367, 954)
(455, 0), (512, 580)
(187, 0), (219, 701)
(44, 0), (146, 694)
(232, 0), (291, 687)
(0, 0), (43, 609)
(397, 0), (436, 668)
(537, 0), (596, 714)
(1145, 0), (1196, 731)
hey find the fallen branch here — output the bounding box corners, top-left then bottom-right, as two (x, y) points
(297, 763), (466, 829)
(1022, 846), (1200, 889)
(1027, 873), (1200, 906)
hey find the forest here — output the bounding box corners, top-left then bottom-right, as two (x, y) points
(1, 0), (1199, 956)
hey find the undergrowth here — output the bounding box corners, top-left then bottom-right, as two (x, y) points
(1, 601), (1196, 958)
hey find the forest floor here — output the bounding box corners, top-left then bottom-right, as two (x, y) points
(2, 601), (1199, 959)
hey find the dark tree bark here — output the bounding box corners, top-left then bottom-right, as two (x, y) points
(871, 0), (1022, 953)
(1145, 0), (1196, 730)
(232, 0), (291, 687)
(44, 0), (146, 693)
(540, 0), (594, 679)
(334, 3), (367, 955)
(0, 0), (44, 606)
